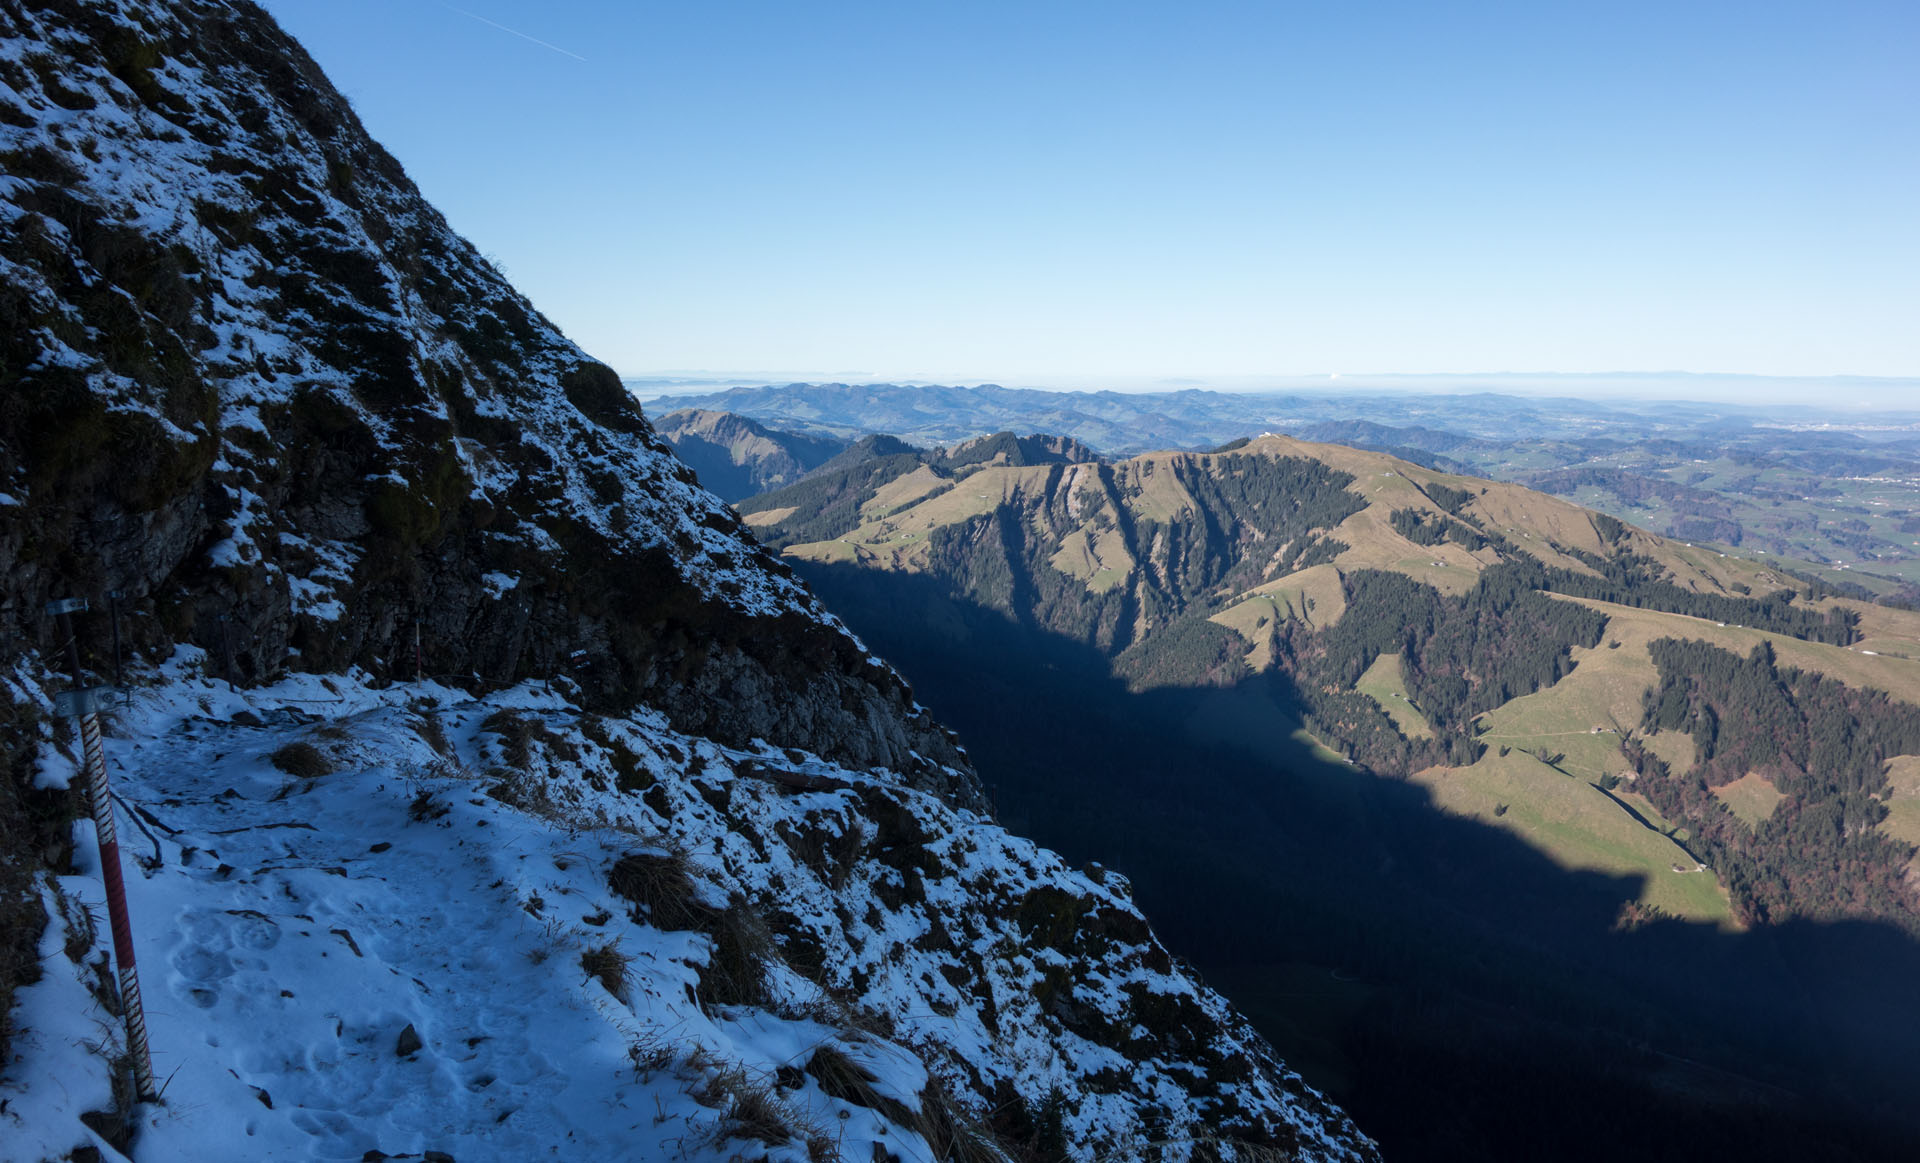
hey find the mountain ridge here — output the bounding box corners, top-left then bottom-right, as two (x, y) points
(666, 385), (1920, 592)
(744, 428), (1920, 933)
(654, 407), (847, 502)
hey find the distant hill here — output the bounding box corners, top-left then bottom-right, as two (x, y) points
(646, 380), (1794, 452)
(653, 409), (846, 501)
(655, 381), (1280, 451)
(744, 428), (1920, 1157)
(1286, 420), (1484, 472)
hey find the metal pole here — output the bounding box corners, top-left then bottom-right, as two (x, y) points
(414, 618), (423, 683)
(48, 599), (158, 1103)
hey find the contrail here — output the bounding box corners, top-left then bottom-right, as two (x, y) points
(435, 1), (587, 62)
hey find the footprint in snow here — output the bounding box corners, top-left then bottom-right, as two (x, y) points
(167, 908), (241, 1008)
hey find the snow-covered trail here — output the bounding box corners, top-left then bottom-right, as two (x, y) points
(6, 662), (914, 1162)
(120, 692), (647, 1159)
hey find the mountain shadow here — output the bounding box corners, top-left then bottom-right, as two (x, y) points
(798, 559), (1920, 1163)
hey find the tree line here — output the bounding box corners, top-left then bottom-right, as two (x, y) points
(1274, 568), (1610, 773)
(1628, 638), (1920, 929)
(1495, 551), (1858, 645)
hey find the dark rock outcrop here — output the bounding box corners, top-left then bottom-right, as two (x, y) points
(0, 0), (966, 794)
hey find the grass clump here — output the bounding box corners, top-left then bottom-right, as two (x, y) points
(269, 741), (332, 778)
(481, 709), (579, 767)
(807, 1044), (1008, 1163)
(626, 1034), (676, 1077)
(708, 1067), (793, 1145)
(917, 1076), (1009, 1163)
(407, 790), (448, 822)
(608, 848), (712, 931)
(694, 1064), (824, 1152)
(580, 941), (632, 1001)
(804, 1043), (914, 1127)
(411, 711), (451, 757)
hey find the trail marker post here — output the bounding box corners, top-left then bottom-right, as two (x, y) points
(47, 598), (158, 1103)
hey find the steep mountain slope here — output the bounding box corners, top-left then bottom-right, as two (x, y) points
(0, 0), (959, 784)
(656, 408), (848, 502)
(0, 3), (1374, 1159)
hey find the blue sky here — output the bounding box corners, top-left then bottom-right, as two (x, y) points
(258, 0), (1918, 385)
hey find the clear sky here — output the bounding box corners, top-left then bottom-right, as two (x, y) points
(257, 0), (1918, 384)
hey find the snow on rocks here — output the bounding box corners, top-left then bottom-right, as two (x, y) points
(0, 0), (966, 781)
(1, 659), (1376, 1161)
(0, 0), (817, 626)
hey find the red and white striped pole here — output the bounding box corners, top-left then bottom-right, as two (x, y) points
(49, 598), (157, 1103)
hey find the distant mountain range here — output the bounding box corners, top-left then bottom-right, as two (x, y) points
(642, 380), (1662, 450)
(650, 384), (1920, 591)
(641, 380), (1920, 451)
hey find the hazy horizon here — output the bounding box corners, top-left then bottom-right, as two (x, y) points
(625, 369), (1920, 411)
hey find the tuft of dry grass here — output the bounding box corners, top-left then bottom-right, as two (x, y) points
(717, 1069), (795, 1145)
(411, 712), (451, 757)
(627, 1034), (676, 1077)
(407, 790), (448, 822)
(916, 1075), (1008, 1163)
(608, 847), (711, 931)
(50, 879), (98, 965)
(482, 709), (580, 767)
(1190, 1132), (1299, 1162)
(482, 710), (537, 768)
(806, 1042), (1008, 1163)
(580, 941), (632, 1000)
(269, 741), (331, 778)
(694, 1063), (827, 1152)
(805, 1042), (914, 1126)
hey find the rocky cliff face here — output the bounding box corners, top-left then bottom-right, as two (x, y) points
(0, 2), (1376, 1159)
(0, 0), (962, 788)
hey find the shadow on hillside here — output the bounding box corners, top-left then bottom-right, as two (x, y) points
(798, 561), (1920, 1163)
